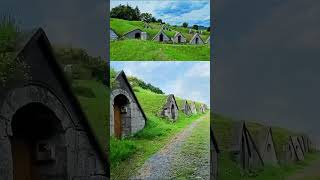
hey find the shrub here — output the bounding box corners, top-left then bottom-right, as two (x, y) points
(72, 85), (96, 98)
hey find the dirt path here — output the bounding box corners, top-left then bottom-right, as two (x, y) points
(130, 114), (210, 180)
(287, 158), (320, 180)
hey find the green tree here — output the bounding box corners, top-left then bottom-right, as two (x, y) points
(192, 24), (199, 30)
(0, 15), (29, 87)
(151, 17), (156, 22)
(140, 13), (153, 23)
(182, 22), (188, 28)
(207, 26), (210, 31)
(157, 19), (163, 23)
(110, 4), (141, 21)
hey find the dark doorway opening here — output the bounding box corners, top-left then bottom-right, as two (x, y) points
(171, 104), (175, 119)
(11, 103), (63, 180)
(195, 37), (199, 44)
(114, 94), (129, 138)
(178, 36), (181, 43)
(159, 33), (164, 42)
(135, 32), (141, 39)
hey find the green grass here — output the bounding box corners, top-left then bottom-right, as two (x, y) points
(110, 18), (210, 61)
(133, 87), (167, 115)
(110, 39), (210, 61)
(171, 114), (210, 178)
(218, 152), (320, 180)
(72, 80), (109, 152)
(110, 87), (208, 179)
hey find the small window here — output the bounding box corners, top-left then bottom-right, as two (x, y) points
(267, 144), (271, 152)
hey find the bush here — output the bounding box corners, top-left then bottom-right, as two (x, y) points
(72, 85), (96, 98)
(110, 137), (138, 163)
(0, 15), (29, 87)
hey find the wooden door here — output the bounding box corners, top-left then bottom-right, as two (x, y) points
(12, 138), (33, 180)
(114, 105), (122, 138)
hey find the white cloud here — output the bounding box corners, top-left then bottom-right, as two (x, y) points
(185, 62), (210, 78)
(111, 61), (210, 106)
(110, 0), (210, 26)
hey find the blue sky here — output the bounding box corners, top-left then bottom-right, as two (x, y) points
(111, 62), (210, 106)
(110, 0), (210, 27)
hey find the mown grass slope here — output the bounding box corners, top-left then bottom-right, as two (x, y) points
(110, 18), (210, 61)
(213, 113), (319, 180)
(72, 80), (109, 151)
(110, 87), (209, 179)
(111, 39), (210, 61)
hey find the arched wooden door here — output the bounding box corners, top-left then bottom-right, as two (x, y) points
(114, 105), (122, 138)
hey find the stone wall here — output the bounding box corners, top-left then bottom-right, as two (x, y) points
(190, 34), (204, 44)
(110, 86), (145, 137)
(153, 31), (170, 42)
(124, 29), (143, 39)
(0, 85), (108, 180)
(172, 33), (187, 43)
(110, 30), (118, 40)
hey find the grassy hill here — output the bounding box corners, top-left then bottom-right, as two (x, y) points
(72, 80), (109, 152)
(111, 39), (210, 61)
(110, 18), (210, 61)
(110, 86), (209, 179)
(111, 18), (209, 41)
(213, 113), (319, 180)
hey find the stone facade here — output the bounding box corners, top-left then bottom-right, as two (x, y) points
(190, 102), (197, 114)
(110, 71), (146, 138)
(206, 36), (210, 44)
(199, 104), (206, 113)
(190, 33), (204, 45)
(181, 100), (192, 116)
(0, 28), (108, 180)
(291, 136), (304, 161)
(110, 29), (118, 40)
(297, 136), (306, 154)
(152, 29), (170, 42)
(123, 29), (145, 40)
(141, 32), (148, 40)
(254, 128), (278, 166)
(302, 135), (311, 152)
(160, 94), (179, 121)
(282, 138), (297, 164)
(172, 32), (187, 43)
(230, 121), (264, 169)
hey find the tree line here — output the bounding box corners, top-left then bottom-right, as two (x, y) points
(127, 76), (164, 94)
(111, 4), (210, 31)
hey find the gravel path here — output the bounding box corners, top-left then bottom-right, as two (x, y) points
(130, 115), (209, 180)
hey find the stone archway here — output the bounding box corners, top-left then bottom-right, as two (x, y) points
(135, 32), (141, 39)
(110, 89), (133, 138)
(11, 102), (65, 180)
(113, 94), (130, 138)
(0, 85), (73, 180)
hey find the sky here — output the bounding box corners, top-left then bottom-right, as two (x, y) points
(214, 0), (320, 146)
(110, 0), (210, 27)
(1, 0), (107, 58)
(111, 62), (210, 106)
